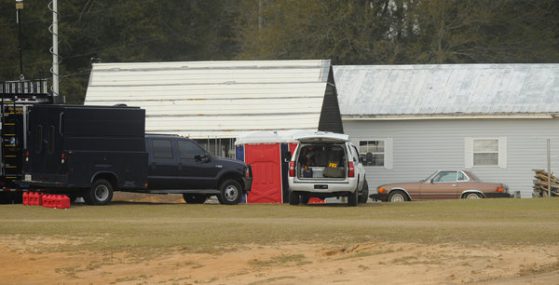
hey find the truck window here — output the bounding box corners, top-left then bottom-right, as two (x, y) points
(152, 139), (173, 159)
(178, 140), (205, 159)
(34, 125), (43, 153)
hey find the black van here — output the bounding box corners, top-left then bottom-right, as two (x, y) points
(24, 105), (148, 205)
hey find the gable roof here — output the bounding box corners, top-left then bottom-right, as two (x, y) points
(85, 60), (332, 138)
(334, 64), (559, 119)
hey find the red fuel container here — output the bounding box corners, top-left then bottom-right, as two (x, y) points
(23, 192), (29, 206)
(59, 195), (70, 209)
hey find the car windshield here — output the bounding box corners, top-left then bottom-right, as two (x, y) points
(424, 171), (439, 181)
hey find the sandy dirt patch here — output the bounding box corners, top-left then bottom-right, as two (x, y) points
(1, 238), (558, 285)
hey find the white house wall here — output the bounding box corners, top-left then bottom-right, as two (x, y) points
(344, 119), (559, 198)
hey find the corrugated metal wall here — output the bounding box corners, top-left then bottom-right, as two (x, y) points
(85, 60), (336, 139)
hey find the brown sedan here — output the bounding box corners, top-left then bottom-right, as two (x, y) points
(371, 170), (511, 202)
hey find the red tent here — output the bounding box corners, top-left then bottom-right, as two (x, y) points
(236, 131), (300, 204)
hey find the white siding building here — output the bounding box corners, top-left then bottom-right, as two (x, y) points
(334, 64), (559, 198)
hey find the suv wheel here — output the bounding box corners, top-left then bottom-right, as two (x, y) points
(358, 179), (369, 204)
(347, 190), (358, 207)
(217, 179), (242, 205)
(183, 194), (207, 204)
(289, 191), (300, 205)
(84, 179), (114, 205)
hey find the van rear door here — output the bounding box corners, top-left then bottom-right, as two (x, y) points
(27, 107), (63, 179)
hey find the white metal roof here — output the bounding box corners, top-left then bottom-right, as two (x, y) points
(85, 60), (331, 138)
(334, 64), (559, 119)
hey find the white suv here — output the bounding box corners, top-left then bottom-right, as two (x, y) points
(287, 132), (368, 206)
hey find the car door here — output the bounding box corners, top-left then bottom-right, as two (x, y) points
(146, 138), (179, 189)
(176, 139), (217, 189)
(421, 171), (459, 200)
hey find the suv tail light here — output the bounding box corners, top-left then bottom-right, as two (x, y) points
(289, 161), (295, 177)
(24, 150), (29, 162)
(348, 161), (355, 177)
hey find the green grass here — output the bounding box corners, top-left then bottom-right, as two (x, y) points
(0, 199), (558, 254)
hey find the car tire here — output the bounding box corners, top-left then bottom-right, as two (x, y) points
(358, 179), (369, 204)
(217, 179), (242, 205)
(463, 192), (482, 200)
(289, 191), (300, 205)
(84, 179), (114, 205)
(388, 190), (407, 203)
(348, 190), (358, 207)
(183, 194), (207, 204)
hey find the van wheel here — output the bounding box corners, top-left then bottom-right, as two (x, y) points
(289, 191), (300, 205)
(358, 179), (369, 204)
(84, 179), (114, 205)
(217, 179), (242, 205)
(348, 190), (358, 207)
(183, 194), (207, 204)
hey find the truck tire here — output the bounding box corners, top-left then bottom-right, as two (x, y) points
(217, 179), (242, 205)
(84, 179), (114, 205)
(183, 194), (207, 204)
(358, 179), (369, 204)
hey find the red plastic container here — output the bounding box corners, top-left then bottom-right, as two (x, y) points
(37, 193), (43, 206)
(42, 194), (51, 208)
(23, 192), (29, 206)
(60, 195), (71, 209)
(29, 192), (37, 206)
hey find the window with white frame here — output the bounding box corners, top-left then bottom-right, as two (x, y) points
(473, 139), (499, 166)
(359, 140), (385, 166)
(465, 137), (507, 169)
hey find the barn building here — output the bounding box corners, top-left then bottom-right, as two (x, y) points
(334, 64), (559, 198)
(85, 60), (343, 158)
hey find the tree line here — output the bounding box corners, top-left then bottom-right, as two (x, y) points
(0, 0), (557, 103)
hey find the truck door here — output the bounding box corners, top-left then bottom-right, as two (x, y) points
(176, 139), (217, 189)
(146, 138), (179, 189)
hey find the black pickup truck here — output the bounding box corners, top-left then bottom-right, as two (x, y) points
(143, 134), (252, 205)
(24, 105), (252, 205)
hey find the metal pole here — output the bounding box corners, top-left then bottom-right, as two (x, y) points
(15, 0), (24, 79)
(547, 139), (551, 198)
(51, 0), (60, 101)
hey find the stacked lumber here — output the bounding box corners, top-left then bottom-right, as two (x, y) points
(533, 169), (559, 197)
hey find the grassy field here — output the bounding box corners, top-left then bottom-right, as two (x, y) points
(1, 198), (558, 254)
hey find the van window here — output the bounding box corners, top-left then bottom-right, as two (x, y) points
(178, 140), (205, 159)
(152, 139), (173, 159)
(34, 125), (43, 153)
